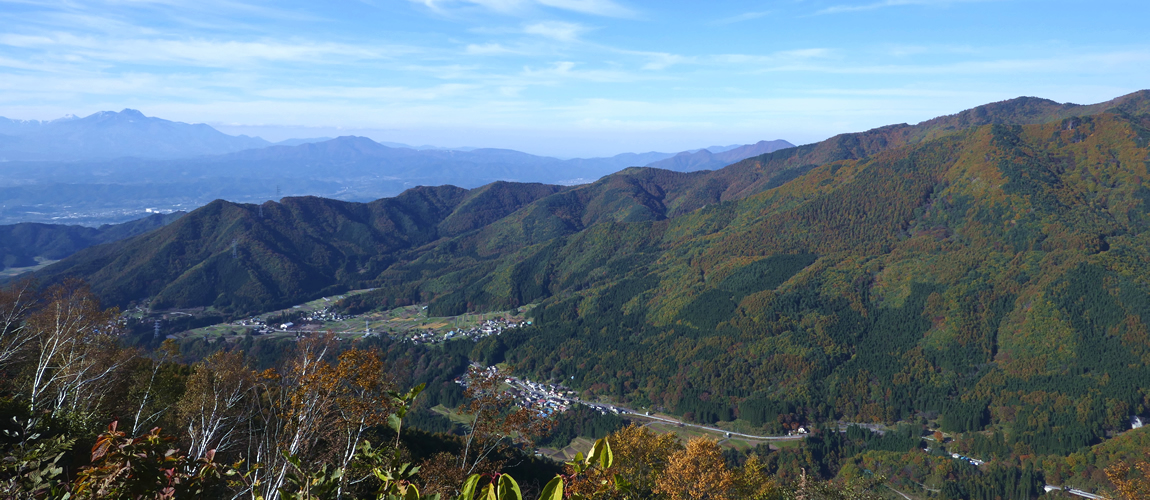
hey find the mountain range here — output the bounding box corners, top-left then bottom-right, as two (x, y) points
(16, 90), (1150, 464)
(0, 109), (274, 161)
(0, 109), (793, 226)
(0, 211), (183, 271)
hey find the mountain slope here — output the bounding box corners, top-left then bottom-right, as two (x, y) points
(482, 103), (1150, 452)
(0, 109), (270, 161)
(644, 139), (794, 172)
(0, 212), (184, 270)
(31, 183), (563, 313)
(338, 92), (1150, 454)
(29, 91), (1150, 457)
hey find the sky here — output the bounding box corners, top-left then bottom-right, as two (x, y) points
(0, 0), (1148, 158)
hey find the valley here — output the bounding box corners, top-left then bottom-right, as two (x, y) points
(171, 291), (535, 346)
(5, 91), (1150, 499)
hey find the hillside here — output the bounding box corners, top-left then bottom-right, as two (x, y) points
(342, 90), (1150, 457)
(644, 139), (794, 172)
(30, 91), (1150, 461)
(31, 183), (564, 313)
(0, 212), (184, 270)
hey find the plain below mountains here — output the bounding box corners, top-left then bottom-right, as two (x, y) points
(0, 211), (183, 271)
(0, 109), (793, 225)
(13, 91), (1150, 494)
(18, 90), (1150, 467)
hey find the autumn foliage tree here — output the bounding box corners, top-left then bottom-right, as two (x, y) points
(564, 423), (683, 499)
(655, 438), (737, 500)
(456, 366), (552, 475)
(1106, 457), (1150, 500)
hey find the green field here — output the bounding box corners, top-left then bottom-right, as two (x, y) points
(177, 291), (534, 344)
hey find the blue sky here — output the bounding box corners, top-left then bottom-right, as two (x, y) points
(0, 0), (1147, 157)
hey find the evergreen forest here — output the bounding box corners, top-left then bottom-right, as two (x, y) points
(7, 91), (1150, 498)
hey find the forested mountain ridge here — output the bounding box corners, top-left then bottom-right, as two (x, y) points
(335, 92), (1150, 459)
(484, 103), (1150, 456)
(643, 139), (794, 172)
(29, 183), (563, 313)
(25, 92), (1150, 460)
(0, 211), (184, 270)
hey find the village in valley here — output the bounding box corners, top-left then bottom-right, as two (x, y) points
(174, 289), (535, 345)
(165, 290), (1015, 475)
(457, 365), (626, 418)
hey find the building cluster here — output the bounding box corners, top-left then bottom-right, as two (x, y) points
(950, 452), (985, 466)
(402, 318), (533, 345)
(452, 367), (623, 418)
(231, 305), (353, 336)
(505, 377), (575, 417)
(234, 317), (274, 335)
(504, 376), (625, 417)
(300, 306), (351, 324)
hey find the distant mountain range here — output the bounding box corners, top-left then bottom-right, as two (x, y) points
(0, 109), (793, 225)
(645, 140), (796, 172)
(0, 110), (273, 161)
(15, 91), (1150, 466)
(7, 91), (1150, 493)
(11, 91), (1150, 457)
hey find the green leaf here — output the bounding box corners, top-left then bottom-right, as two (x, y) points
(498, 474), (523, 500)
(404, 484), (421, 500)
(613, 473), (631, 493)
(410, 383), (427, 400)
(388, 413), (403, 434)
(537, 477), (564, 500)
(482, 483), (497, 500)
(458, 474), (481, 500)
(596, 438), (613, 468)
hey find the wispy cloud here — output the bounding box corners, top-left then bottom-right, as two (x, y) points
(0, 32), (407, 67)
(255, 83), (478, 100)
(523, 21), (588, 41)
(711, 11), (770, 25)
(409, 0), (632, 17)
(816, 0), (990, 15)
(745, 50), (1150, 75)
(465, 42), (519, 55)
(640, 52), (686, 70)
(521, 60), (656, 83)
(714, 48), (833, 65)
(536, 0), (633, 17)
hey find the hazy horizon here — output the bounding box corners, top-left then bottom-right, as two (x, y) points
(2, 1), (1148, 157)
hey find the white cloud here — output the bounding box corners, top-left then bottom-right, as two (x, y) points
(465, 42), (518, 55)
(523, 21), (587, 41)
(409, 0), (632, 17)
(817, 0), (991, 15)
(714, 48), (832, 65)
(0, 32), (407, 67)
(711, 11), (770, 25)
(535, 0), (633, 17)
(254, 84), (477, 101)
(640, 52), (687, 71)
(521, 60), (652, 83)
(748, 50), (1150, 76)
